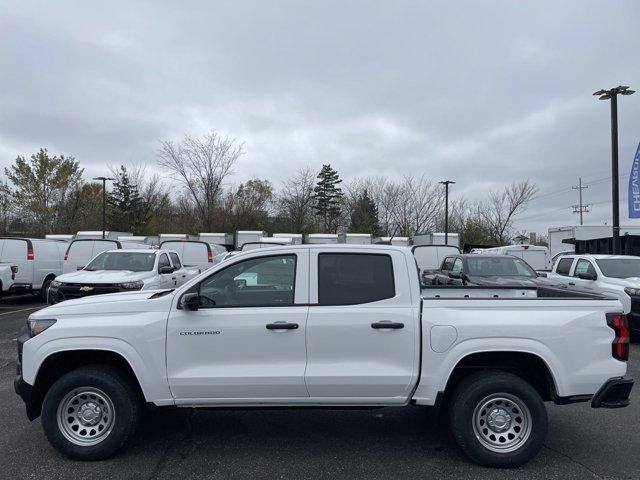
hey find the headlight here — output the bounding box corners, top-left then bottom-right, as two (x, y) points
(120, 281), (144, 290)
(50, 280), (61, 288)
(27, 317), (56, 337)
(624, 287), (640, 297)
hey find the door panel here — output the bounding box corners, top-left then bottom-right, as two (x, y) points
(167, 250), (310, 401)
(305, 250), (418, 400)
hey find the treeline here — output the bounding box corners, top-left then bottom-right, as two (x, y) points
(0, 131), (538, 247)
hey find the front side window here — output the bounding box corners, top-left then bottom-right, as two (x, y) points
(85, 252), (156, 272)
(318, 253), (395, 305)
(451, 258), (463, 274)
(573, 259), (597, 278)
(158, 254), (171, 271)
(198, 255), (296, 308)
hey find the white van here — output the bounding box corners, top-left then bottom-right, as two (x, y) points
(63, 239), (151, 273)
(480, 244), (552, 271)
(0, 237), (66, 299)
(159, 240), (221, 269)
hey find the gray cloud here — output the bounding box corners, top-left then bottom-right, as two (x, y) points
(1, 0), (639, 233)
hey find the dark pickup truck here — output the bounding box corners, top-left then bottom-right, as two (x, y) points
(422, 254), (566, 288)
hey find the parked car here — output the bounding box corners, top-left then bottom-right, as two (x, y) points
(49, 249), (198, 304)
(0, 237), (66, 299)
(546, 254), (640, 335)
(63, 239), (151, 274)
(15, 244), (632, 467)
(159, 240), (223, 269)
(422, 254), (565, 289)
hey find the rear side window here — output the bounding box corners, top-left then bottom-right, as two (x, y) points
(556, 258), (574, 276)
(169, 253), (182, 269)
(318, 253), (395, 305)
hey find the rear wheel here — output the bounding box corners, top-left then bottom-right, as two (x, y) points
(41, 366), (140, 460)
(449, 371), (547, 467)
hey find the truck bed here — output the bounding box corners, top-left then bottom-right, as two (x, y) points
(421, 285), (607, 299)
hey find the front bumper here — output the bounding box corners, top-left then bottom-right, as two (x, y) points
(591, 376), (634, 408)
(14, 327), (39, 420)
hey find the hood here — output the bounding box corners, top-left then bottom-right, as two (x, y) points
(599, 277), (640, 288)
(33, 289), (175, 317)
(56, 270), (154, 284)
(466, 275), (563, 288)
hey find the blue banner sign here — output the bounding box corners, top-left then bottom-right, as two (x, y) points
(629, 142), (640, 219)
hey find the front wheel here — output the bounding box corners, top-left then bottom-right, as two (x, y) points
(449, 371), (547, 468)
(41, 366), (141, 460)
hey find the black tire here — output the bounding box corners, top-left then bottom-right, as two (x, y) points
(41, 365), (141, 460)
(449, 370), (547, 468)
(40, 277), (52, 302)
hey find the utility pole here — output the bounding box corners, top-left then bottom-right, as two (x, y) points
(572, 177), (589, 225)
(593, 85), (635, 254)
(92, 176), (115, 239)
(439, 180), (455, 245)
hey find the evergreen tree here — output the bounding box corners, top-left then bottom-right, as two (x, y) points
(349, 189), (380, 235)
(312, 164), (343, 232)
(107, 165), (147, 233)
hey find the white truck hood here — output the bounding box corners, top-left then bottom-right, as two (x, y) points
(33, 289), (176, 316)
(56, 270), (155, 284)
(601, 277), (640, 288)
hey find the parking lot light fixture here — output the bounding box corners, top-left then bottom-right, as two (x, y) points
(593, 85), (635, 254)
(92, 176), (115, 239)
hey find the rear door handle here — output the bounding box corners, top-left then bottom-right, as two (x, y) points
(266, 322), (299, 330)
(371, 321), (405, 329)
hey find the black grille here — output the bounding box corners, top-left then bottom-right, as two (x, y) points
(57, 283), (121, 300)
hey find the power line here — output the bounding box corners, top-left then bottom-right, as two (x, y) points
(572, 177), (589, 225)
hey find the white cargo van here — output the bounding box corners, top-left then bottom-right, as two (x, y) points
(235, 231), (266, 249)
(480, 245), (551, 271)
(45, 234), (74, 242)
(412, 244), (461, 274)
(0, 237), (66, 299)
(159, 240), (220, 269)
(63, 239), (151, 273)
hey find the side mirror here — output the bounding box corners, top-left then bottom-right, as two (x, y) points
(180, 292), (200, 311)
(578, 272), (597, 281)
(159, 266), (174, 274)
(448, 272), (461, 279)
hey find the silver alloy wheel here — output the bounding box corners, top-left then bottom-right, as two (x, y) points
(57, 387), (116, 446)
(472, 392), (532, 453)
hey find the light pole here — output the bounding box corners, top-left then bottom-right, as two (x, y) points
(593, 85), (635, 254)
(439, 180), (455, 245)
(92, 176), (115, 239)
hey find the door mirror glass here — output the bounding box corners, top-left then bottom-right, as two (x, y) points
(159, 265), (174, 274)
(180, 292), (201, 311)
(448, 271), (461, 279)
(577, 272), (596, 281)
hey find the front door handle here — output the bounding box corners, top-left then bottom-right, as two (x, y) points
(371, 321), (405, 329)
(568, 282), (575, 286)
(266, 322), (299, 330)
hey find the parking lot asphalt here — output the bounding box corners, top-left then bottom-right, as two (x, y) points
(1, 299), (639, 480)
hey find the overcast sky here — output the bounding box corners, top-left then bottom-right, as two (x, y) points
(1, 0), (639, 235)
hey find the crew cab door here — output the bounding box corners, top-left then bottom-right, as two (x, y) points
(166, 249), (309, 401)
(168, 252), (189, 286)
(569, 258), (598, 292)
(305, 249), (418, 402)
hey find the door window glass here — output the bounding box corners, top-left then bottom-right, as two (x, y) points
(556, 258), (574, 276)
(573, 259), (596, 278)
(199, 255), (296, 307)
(451, 258), (463, 274)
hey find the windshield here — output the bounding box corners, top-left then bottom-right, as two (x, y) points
(85, 252), (156, 272)
(466, 256), (536, 277)
(595, 258), (640, 279)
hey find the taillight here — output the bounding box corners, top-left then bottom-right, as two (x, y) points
(10, 265), (17, 280)
(27, 244), (34, 260)
(64, 245), (71, 261)
(607, 313), (629, 361)
(207, 245), (213, 263)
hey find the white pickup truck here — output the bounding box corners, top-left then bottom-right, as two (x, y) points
(15, 245), (632, 467)
(47, 249), (199, 304)
(546, 254), (640, 336)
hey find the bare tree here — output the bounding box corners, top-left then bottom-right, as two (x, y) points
(157, 130), (244, 230)
(277, 167), (316, 233)
(477, 180), (538, 245)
